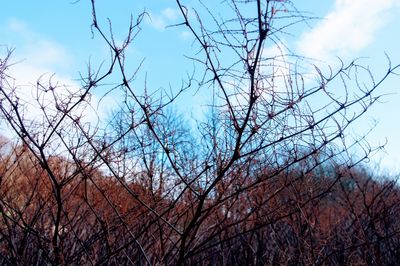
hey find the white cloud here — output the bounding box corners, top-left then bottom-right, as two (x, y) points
(297, 0), (400, 62)
(5, 18), (73, 71)
(259, 41), (292, 94)
(146, 7), (180, 31)
(162, 7), (180, 21)
(0, 19), (109, 137)
(146, 12), (167, 31)
(7, 18), (28, 35)
(26, 40), (71, 69)
(179, 30), (192, 40)
(3, 57), (102, 131)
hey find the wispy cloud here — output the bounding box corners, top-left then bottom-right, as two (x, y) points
(5, 18), (73, 72)
(162, 7), (180, 21)
(1, 19), (111, 130)
(3, 19), (75, 96)
(297, 0), (400, 62)
(146, 7), (180, 31)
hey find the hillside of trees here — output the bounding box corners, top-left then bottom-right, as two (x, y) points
(1, 137), (400, 264)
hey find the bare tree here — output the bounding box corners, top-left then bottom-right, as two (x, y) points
(1, 0), (400, 265)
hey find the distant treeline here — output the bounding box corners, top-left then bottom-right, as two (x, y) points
(1, 137), (399, 265)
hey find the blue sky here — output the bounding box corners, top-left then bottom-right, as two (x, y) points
(1, 0), (400, 172)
